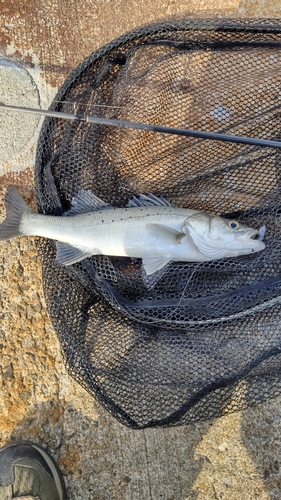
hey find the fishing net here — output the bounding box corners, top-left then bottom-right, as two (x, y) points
(35, 18), (281, 428)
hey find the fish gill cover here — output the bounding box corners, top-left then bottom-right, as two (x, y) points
(35, 18), (281, 428)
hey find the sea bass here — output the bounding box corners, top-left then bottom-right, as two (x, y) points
(0, 186), (265, 275)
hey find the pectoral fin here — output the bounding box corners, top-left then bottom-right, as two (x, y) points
(142, 256), (171, 275)
(55, 242), (95, 265)
(146, 223), (183, 244)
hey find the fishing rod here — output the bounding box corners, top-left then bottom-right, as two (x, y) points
(1, 102), (281, 150)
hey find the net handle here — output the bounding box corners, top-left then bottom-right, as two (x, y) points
(1, 102), (281, 149)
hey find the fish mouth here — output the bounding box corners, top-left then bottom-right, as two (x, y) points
(248, 228), (259, 239)
(238, 227), (266, 251)
(237, 228), (258, 240)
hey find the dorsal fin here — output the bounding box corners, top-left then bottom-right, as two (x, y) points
(63, 189), (111, 216)
(127, 193), (173, 208)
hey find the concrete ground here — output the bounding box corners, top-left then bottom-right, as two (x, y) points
(1, 1), (281, 499)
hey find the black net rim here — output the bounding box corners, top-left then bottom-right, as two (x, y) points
(48, 17), (281, 108)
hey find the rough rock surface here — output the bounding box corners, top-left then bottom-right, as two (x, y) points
(1, 1), (281, 499)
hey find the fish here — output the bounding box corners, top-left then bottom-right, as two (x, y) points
(0, 185), (265, 275)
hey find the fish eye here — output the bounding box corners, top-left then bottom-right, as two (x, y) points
(229, 220), (239, 230)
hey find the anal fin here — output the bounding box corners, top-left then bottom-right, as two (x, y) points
(55, 241), (95, 266)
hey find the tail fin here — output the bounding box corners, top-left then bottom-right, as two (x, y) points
(0, 186), (34, 241)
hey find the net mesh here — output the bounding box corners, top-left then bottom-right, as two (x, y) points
(35, 18), (281, 428)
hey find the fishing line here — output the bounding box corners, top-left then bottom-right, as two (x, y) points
(165, 263), (202, 321)
(1, 102), (281, 149)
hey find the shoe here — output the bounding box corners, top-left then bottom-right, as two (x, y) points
(0, 440), (67, 499)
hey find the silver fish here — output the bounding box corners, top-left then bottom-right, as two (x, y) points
(0, 186), (265, 275)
